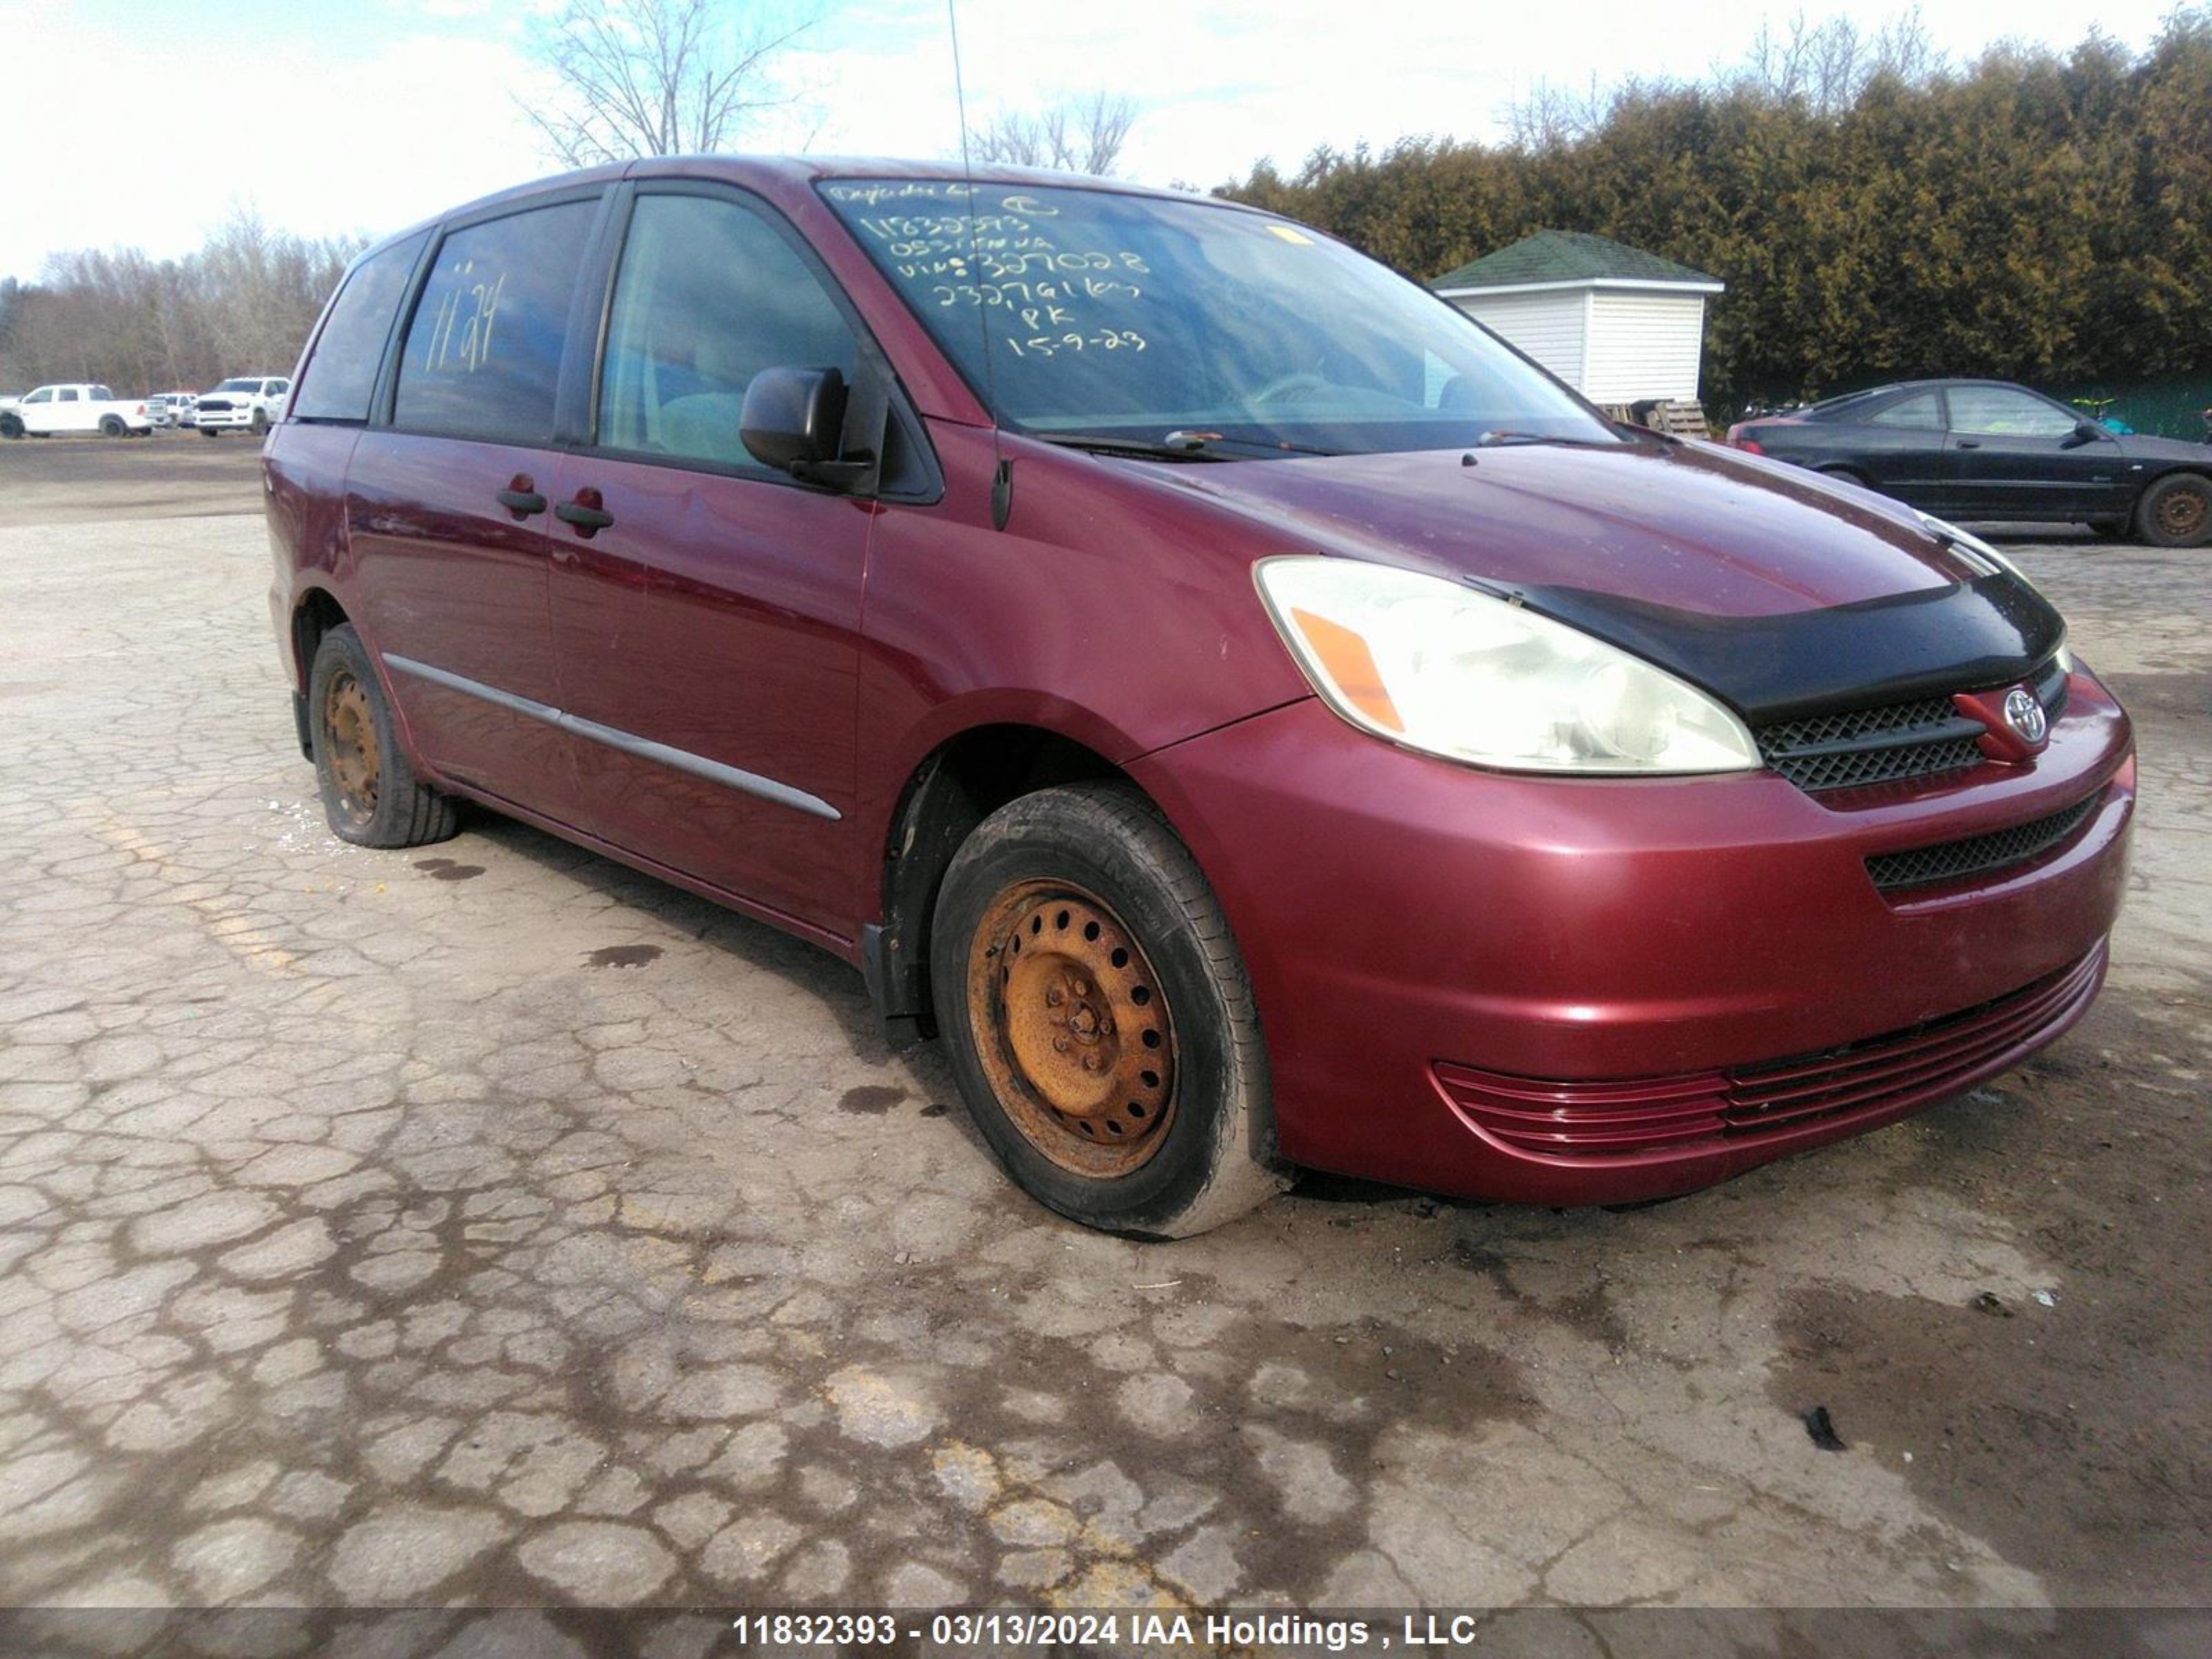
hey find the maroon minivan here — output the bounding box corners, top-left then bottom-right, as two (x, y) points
(265, 158), (2134, 1236)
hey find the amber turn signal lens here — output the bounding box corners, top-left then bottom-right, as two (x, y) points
(1289, 607), (1403, 733)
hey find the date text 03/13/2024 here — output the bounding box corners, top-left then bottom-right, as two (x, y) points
(726, 1613), (1493, 1650)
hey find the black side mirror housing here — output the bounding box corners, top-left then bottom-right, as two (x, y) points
(2063, 418), (2107, 449)
(740, 366), (870, 487)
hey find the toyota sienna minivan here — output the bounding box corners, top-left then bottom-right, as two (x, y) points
(263, 158), (2134, 1237)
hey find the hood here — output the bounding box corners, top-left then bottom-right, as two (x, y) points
(1137, 437), (2064, 723)
(2115, 431), (2212, 463)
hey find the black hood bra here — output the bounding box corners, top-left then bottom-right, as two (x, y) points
(1490, 571), (2064, 725)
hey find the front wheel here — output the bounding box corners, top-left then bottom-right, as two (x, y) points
(2137, 474), (2211, 548)
(307, 624), (460, 848)
(199, 427), (220, 439)
(930, 781), (1287, 1238)
(251, 409), (270, 435)
(0, 415), (21, 440)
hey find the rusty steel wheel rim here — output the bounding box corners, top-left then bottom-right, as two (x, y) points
(2157, 484), (2208, 541)
(968, 880), (1177, 1178)
(321, 669), (379, 828)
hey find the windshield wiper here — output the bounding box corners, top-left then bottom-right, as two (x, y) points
(1028, 430), (1342, 462)
(1028, 432), (1235, 462)
(1179, 431), (1342, 459)
(1472, 429), (1613, 449)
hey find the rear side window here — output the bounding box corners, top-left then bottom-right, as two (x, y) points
(1868, 391), (1942, 429)
(394, 200), (595, 444)
(293, 232), (427, 423)
(598, 193), (856, 468)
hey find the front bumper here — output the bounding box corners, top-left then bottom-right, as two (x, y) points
(194, 408), (257, 429)
(1131, 673), (2135, 1206)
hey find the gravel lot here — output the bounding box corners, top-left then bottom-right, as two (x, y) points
(1, 436), (2206, 1615)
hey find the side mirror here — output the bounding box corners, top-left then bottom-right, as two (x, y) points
(2063, 419), (2106, 448)
(741, 366), (867, 486)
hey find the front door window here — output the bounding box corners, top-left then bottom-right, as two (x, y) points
(597, 193), (858, 469)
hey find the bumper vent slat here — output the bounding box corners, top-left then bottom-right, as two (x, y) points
(1434, 946), (2106, 1161)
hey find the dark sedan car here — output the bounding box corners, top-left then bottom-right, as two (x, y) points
(1727, 379), (2212, 546)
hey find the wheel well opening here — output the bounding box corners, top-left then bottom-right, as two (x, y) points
(291, 590), (348, 691)
(870, 726), (1127, 1043)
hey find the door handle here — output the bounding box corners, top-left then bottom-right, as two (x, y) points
(496, 487), (547, 517)
(554, 491), (614, 535)
(1955, 439), (1982, 449)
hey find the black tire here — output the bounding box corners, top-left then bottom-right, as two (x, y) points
(200, 427), (220, 439)
(251, 409), (270, 435)
(2135, 474), (2211, 548)
(930, 780), (1286, 1238)
(0, 415), (21, 440)
(99, 415), (124, 437)
(307, 624), (460, 848)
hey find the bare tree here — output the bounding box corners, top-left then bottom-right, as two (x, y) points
(522, 0), (823, 166)
(1728, 6), (1943, 114)
(968, 91), (1139, 176)
(0, 210), (360, 393)
(1503, 74), (1612, 151)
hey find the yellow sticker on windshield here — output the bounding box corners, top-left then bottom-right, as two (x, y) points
(1266, 225), (1315, 245)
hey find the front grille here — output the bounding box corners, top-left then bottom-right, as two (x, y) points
(1754, 695), (1985, 791)
(1753, 654), (2070, 794)
(198, 399), (233, 412)
(1434, 946), (2105, 1161)
(1864, 792), (2100, 892)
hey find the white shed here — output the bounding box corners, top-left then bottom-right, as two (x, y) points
(1430, 230), (1724, 406)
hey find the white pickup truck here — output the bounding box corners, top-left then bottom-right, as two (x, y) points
(0, 384), (155, 439)
(193, 375), (290, 436)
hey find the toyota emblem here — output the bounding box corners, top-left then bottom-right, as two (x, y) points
(2003, 686), (2048, 744)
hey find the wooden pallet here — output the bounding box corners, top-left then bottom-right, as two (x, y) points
(1606, 398), (1712, 438)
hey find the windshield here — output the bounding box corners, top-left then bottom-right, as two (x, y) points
(821, 180), (1618, 458)
(215, 378), (259, 392)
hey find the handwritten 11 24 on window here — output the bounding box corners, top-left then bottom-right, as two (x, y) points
(422, 260), (507, 375)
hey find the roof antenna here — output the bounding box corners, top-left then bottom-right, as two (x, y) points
(947, 0), (1012, 529)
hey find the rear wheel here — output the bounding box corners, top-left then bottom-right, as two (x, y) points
(930, 781), (1286, 1238)
(2137, 474), (2211, 548)
(308, 624), (460, 848)
(99, 415), (124, 437)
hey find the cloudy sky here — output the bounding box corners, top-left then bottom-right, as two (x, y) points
(1, 0), (2182, 281)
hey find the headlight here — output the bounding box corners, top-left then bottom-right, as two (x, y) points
(1254, 557), (1761, 775)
